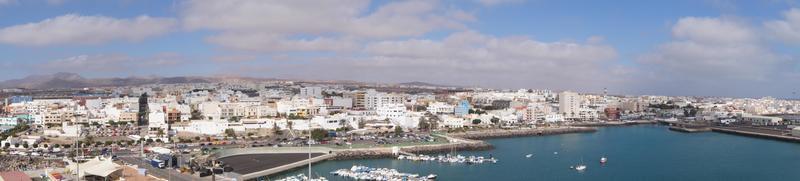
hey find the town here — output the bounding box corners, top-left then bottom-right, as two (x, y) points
(1, 78), (800, 180)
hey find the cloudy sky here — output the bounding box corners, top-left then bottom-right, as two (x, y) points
(0, 0), (799, 98)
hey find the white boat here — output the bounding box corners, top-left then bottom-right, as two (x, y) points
(574, 158), (587, 171)
(575, 164), (587, 171)
(600, 157), (608, 164)
(553, 152), (558, 155)
(525, 154), (533, 158)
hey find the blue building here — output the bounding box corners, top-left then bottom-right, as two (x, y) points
(454, 100), (471, 116)
(8, 96), (32, 104)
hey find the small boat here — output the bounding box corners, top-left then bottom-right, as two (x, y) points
(525, 154), (533, 158)
(575, 164), (587, 171)
(574, 158), (587, 171)
(600, 157), (608, 164)
(553, 152), (558, 155)
(427, 174), (438, 179)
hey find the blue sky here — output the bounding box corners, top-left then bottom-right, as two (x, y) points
(0, 0), (799, 98)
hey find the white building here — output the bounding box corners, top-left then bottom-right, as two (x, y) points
(300, 87), (323, 98)
(427, 102), (454, 114)
(559, 91), (581, 119)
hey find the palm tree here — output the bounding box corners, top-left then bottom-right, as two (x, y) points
(85, 136), (95, 145)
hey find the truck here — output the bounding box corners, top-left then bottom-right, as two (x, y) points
(149, 158), (166, 169)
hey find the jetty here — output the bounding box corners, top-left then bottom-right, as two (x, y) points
(711, 126), (800, 143)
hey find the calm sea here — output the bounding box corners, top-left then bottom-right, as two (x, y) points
(272, 125), (800, 181)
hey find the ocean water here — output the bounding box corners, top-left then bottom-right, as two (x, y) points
(271, 125), (800, 181)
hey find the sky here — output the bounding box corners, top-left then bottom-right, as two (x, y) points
(0, 0), (799, 98)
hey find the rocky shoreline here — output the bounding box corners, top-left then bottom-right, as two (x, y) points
(446, 127), (597, 140)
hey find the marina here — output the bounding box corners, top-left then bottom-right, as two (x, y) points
(330, 165), (437, 181)
(396, 154), (498, 164)
(272, 125), (800, 181)
(275, 174), (328, 181)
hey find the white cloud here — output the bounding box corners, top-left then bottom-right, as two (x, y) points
(230, 31), (623, 91)
(207, 32), (360, 52)
(765, 8), (800, 43)
(672, 17), (756, 44)
(639, 17), (791, 96)
(181, 0), (467, 52)
(476, 0), (524, 6)
(41, 53), (186, 72)
(46, 0), (67, 5)
(0, 14), (176, 46)
(0, 0), (16, 5)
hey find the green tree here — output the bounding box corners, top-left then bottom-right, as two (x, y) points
(84, 136), (95, 144)
(224, 128), (236, 137)
(394, 126), (403, 135)
(310, 129), (327, 141)
(472, 119), (482, 125)
(490, 117), (500, 124)
(357, 120), (366, 129)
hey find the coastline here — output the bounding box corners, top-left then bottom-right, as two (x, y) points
(446, 127), (597, 140)
(569, 120), (657, 127)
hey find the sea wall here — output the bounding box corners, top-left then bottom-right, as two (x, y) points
(329, 141), (493, 160)
(446, 127), (597, 140)
(570, 120), (657, 127)
(711, 127), (800, 143)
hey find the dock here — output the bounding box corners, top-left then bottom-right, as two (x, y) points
(668, 126), (711, 133)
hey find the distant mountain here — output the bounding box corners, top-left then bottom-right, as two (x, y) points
(396, 81), (452, 87)
(0, 72), (212, 89)
(0, 73), (459, 89)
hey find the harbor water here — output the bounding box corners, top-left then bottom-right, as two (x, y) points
(271, 125), (800, 181)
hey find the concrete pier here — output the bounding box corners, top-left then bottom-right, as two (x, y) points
(711, 127), (800, 143)
(668, 126), (711, 133)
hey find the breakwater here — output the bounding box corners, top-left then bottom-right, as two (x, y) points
(668, 126), (711, 133)
(446, 127), (596, 140)
(711, 127), (800, 143)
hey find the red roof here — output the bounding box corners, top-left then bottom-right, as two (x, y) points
(0, 171), (32, 181)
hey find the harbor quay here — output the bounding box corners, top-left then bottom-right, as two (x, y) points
(711, 126), (800, 143)
(210, 127), (592, 179)
(447, 126), (597, 140)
